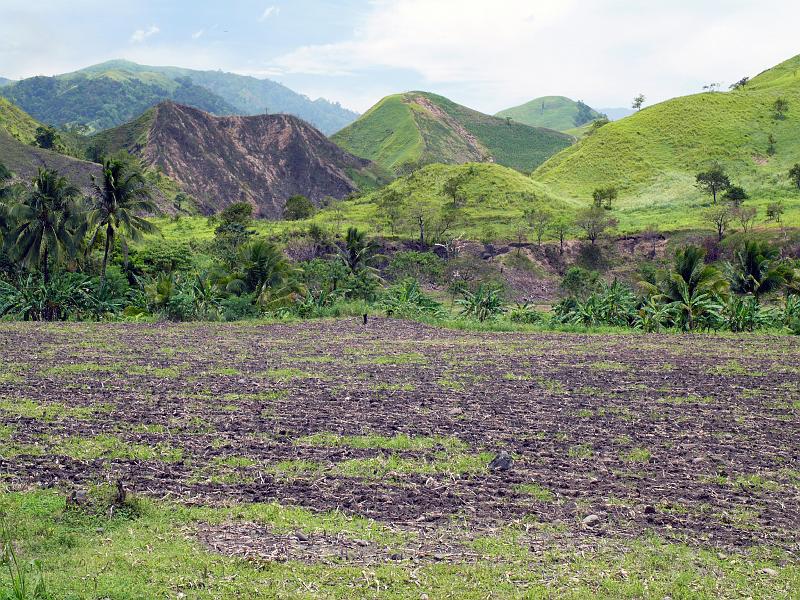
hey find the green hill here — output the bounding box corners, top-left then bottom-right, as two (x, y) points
(496, 96), (605, 131)
(322, 162), (567, 239)
(0, 97), (41, 145)
(331, 92), (572, 175)
(0, 60), (359, 134)
(532, 54), (800, 232)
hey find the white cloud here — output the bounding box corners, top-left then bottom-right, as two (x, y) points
(258, 6), (280, 22)
(269, 0), (800, 113)
(130, 25), (160, 44)
(191, 29), (205, 40)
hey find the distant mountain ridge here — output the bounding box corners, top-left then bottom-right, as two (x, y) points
(496, 96), (605, 131)
(332, 91), (573, 175)
(0, 77), (12, 87)
(88, 101), (385, 218)
(0, 60), (359, 134)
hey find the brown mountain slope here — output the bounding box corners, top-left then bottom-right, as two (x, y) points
(90, 102), (386, 217)
(0, 129), (101, 190)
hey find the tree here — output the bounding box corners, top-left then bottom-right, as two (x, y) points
(34, 126), (61, 150)
(722, 185), (748, 206)
(513, 222), (527, 255)
(283, 195), (315, 220)
(645, 246), (727, 331)
(230, 239), (303, 309)
(773, 97), (789, 120)
(727, 240), (792, 300)
(442, 172), (469, 207)
(704, 204), (733, 241)
(214, 202), (255, 264)
(524, 208), (551, 246)
(767, 133), (777, 156)
(550, 217), (571, 255)
(378, 189), (403, 235)
(695, 164), (731, 204)
(575, 207), (617, 245)
(338, 227), (383, 277)
(632, 94), (646, 111)
(734, 205), (758, 234)
(766, 201), (785, 224)
(789, 163), (800, 190)
(87, 154), (158, 284)
(642, 224), (661, 258)
(729, 77), (749, 90)
(591, 186), (618, 209)
(6, 168), (84, 284)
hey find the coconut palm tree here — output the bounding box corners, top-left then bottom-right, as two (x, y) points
(643, 245), (727, 330)
(87, 154), (158, 284)
(727, 240), (792, 300)
(227, 239), (304, 309)
(6, 168), (84, 284)
(338, 226), (383, 277)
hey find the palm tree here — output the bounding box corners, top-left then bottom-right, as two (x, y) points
(644, 245), (727, 330)
(727, 240), (792, 300)
(87, 154), (158, 284)
(228, 239), (304, 308)
(6, 168), (84, 284)
(338, 227), (383, 277)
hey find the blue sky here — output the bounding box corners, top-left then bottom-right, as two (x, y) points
(1, 0), (799, 114)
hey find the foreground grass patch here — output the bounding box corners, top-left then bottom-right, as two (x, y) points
(51, 435), (183, 462)
(295, 432), (467, 452)
(1, 489), (798, 599)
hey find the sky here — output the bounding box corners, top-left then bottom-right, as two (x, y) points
(1, 0), (800, 114)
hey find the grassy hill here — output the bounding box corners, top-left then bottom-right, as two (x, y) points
(331, 92), (572, 175)
(0, 97), (41, 145)
(532, 54), (800, 232)
(496, 96), (605, 131)
(0, 60), (359, 134)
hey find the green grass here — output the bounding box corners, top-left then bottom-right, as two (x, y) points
(294, 432), (467, 452)
(51, 435), (183, 462)
(0, 96), (40, 144)
(532, 53), (800, 232)
(2, 489), (797, 599)
(496, 96), (605, 132)
(332, 91), (572, 174)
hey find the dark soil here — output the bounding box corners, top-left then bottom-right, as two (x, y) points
(1, 319), (797, 555)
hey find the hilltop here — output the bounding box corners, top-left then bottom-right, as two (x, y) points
(532, 54), (800, 231)
(331, 92), (572, 175)
(89, 102), (386, 217)
(496, 96), (605, 131)
(1, 60), (359, 134)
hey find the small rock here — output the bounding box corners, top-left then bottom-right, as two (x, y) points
(582, 514), (601, 527)
(488, 451), (513, 472)
(420, 594), (430, 600)
(295, 531), (309, 542)
(760, 568), (778, 577)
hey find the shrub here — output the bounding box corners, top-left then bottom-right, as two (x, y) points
(221, 294), (259, 322)
(457, 284), (505, 322)
(380, 279), (445, 318)
(507, 302), (543, 324)
(386, 251), (444, 283)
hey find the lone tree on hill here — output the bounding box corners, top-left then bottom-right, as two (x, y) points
(550, 217), (572, 255)
(722, 185), (748, 207)
(575, 206), (617, 245)
(766, 201), (785, 224)
(695, 164), (731, 204)
(632, 94), (646, 111)
(789, 163), (800, 190)
(591, 186), (618, 209)
(524, 208), (552, 246)
(773, 98), (789, 120)
(704, 204), (733, 241)
(283, 194), (315, 220)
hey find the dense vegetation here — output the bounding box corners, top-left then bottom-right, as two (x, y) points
(0, 153), (797, 334)
(0, 60), (359, 134)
